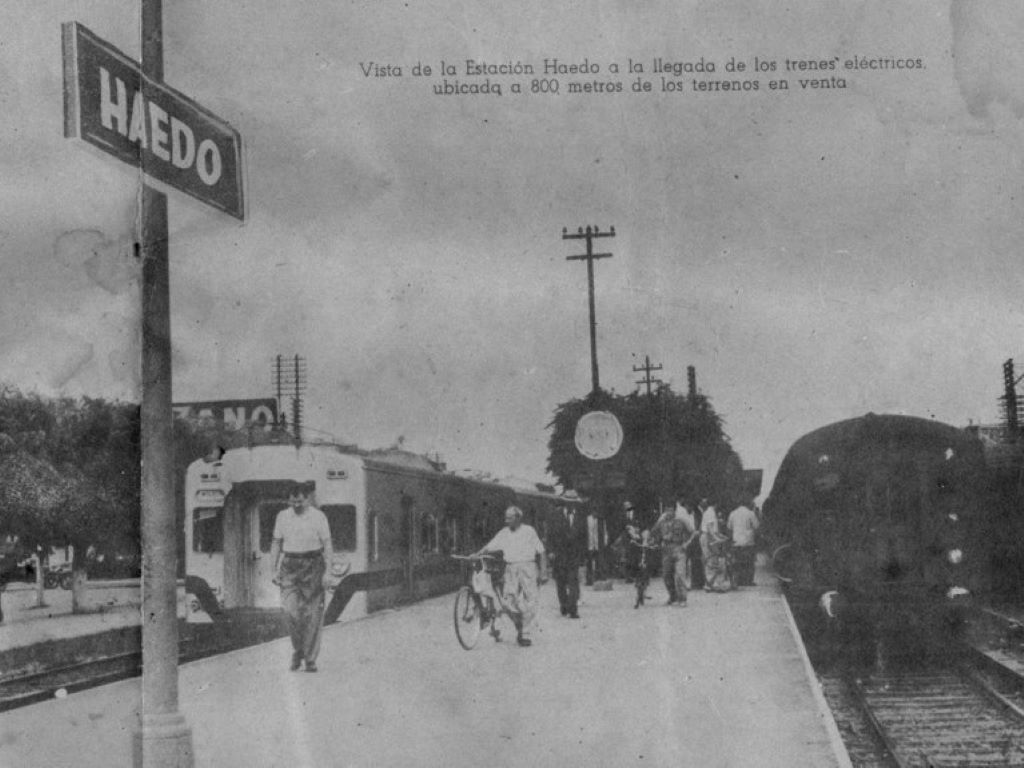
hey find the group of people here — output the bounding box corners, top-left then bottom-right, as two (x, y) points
(621, 497), (761, 608)
(268, 482), (760, 665)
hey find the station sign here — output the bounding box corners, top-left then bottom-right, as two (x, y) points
(574, 410), (624, 460)
(62, 22), (245, 220)
(173, 398), (277, 428)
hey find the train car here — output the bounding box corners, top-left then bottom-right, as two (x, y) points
(762, 413), (989, 613)
(183, 443), (579, 623)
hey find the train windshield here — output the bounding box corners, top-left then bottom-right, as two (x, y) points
(192, 507), (224, 553)
(256, 501), (358, 553)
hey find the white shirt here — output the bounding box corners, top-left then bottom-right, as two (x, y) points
(700, 508), (720, 537)
(727, 505), (760, 547)
(273, 506), (332, 553)
(485, 524), (545, 563)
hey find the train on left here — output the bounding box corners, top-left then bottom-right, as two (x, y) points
(183, 442), (584, 624)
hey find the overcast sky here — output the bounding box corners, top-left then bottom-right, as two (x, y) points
(2, 1), (1024, 494)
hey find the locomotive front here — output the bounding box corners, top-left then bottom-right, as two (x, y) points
(763, 414), (987, 614)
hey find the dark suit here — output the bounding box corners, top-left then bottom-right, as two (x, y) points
(548, 508), (586, 617)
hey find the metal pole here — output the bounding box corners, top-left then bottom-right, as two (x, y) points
(585, 238), (599, 393)
(135, 1), (194, 764)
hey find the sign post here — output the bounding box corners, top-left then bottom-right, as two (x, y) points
(138, 4), (193, 765)
(64, 5), (244, 765)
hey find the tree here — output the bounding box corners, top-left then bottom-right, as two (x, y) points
(0, 388), (140, 612)
(547, 384), (745, 533)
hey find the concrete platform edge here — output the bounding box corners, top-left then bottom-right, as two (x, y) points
(780, 589), (853, 768)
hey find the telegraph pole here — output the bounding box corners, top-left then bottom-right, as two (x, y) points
(274, 354), (307, 444)
(136, 1), (194, 765)
(633, 355), (663, 396)
(563, 225), (615, 394)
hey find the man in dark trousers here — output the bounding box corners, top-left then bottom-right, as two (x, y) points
(269, 481), (334, 672)
(548, 490), (587, 619)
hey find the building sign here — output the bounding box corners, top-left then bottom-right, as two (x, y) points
(574, 410), (624, 460)
(62, 22), (245, 219)
(173, 399), (277, 428)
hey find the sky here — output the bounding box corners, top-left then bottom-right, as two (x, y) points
(2, 1), (1024, 495)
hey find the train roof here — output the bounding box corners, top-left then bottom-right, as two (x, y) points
(189, 442), (572, 501)
(784, 413), (976, 459)
(767, 413), (982, 505)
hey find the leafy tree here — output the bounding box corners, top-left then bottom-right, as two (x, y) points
(547, 385), (745, 532)
(0, 388), (139, 612)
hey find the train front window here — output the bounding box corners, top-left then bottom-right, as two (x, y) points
(192, 507), (224, 553)
(321, 505), (357, 552)
(259, 502), (289, 552)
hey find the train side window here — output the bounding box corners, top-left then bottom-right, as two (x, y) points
(192, 508), (224, 553)
(420, 512), (439, 555)
(321, 505), (357, 552)
(440, 513), (459, 554)
(369, 511), (380, 562)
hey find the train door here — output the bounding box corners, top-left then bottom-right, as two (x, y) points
(253, 498), (288, 607)
(223, 484), (289, 608)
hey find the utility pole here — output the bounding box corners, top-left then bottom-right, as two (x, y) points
(1003, 358), (1021, 438)
(292, 354), (306, 443)
(687, 365), (697, 400)
(633, 355), (663, 396)
(136, 1), (194, 765)
(274, 354), (307, 444)
(563, 225), (615, 394)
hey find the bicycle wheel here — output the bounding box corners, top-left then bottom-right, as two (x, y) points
(453, 586), (483, 650)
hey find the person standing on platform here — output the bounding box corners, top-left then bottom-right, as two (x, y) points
(269, 481), (334, 672)
(477, 505), (546, 646)
(700, 501), (732, 592)
(548, 492), (586, 619)
(727, 497), (760, 587)
(690, 499), (707, 590)
(650, 505), (694, 605)
(585, 513), (600, 585)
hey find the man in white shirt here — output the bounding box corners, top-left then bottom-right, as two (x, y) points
(477, 505), (545, 647)
(726, 498), (760, 587)
(269, 481), (334, 672)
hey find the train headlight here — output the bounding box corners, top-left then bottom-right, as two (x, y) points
(947, 548), (964, 565)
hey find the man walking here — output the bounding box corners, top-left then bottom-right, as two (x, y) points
(727, 497), (760, 586)
(548, 491), (586, 619)
(477, 505), (545, 646)
(650, 503), (695, 606)
(269, 481), (334, 672)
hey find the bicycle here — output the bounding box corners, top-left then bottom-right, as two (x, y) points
(450, 552), (510, 650)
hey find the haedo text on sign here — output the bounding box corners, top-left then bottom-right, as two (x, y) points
(62, 22), (244, 220)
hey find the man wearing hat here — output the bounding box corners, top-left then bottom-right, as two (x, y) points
(548, 490), (587, 619)
(269, 481), (334, 672)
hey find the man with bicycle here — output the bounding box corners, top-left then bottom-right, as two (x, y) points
(476, 505), (545, 647)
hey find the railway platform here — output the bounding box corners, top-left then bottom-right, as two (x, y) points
(0, 560), (851, 767)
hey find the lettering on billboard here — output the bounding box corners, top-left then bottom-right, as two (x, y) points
(173, 399), (277, 429)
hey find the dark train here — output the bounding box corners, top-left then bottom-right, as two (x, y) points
(762, 413), (991, 617)
(183, 443), (581, 623)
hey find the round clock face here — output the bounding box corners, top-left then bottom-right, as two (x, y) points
(574, 411), (624, 460)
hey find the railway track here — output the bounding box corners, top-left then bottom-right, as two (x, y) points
(846, 666), (1024, 767)
(0, 615), (288, 712)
